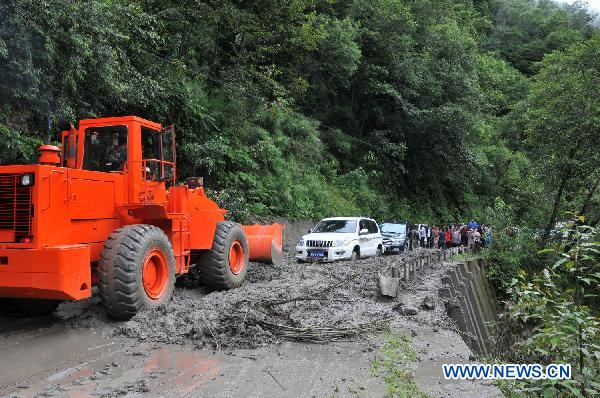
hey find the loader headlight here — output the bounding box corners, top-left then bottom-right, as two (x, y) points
(20, 173), (34, 186)
(298, 238), (305, 246)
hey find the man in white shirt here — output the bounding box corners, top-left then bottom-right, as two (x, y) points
(473, 229), (482, 252)
(426, 226), (432, 248)
(419, 225), (427, 248)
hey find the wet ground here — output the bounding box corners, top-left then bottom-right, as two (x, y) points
(0, 249), (502, 398)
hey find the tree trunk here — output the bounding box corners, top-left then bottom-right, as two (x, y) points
(541, 168), (570, 246)
(541, 147), (579, 246)
(578, 174), (600, 217)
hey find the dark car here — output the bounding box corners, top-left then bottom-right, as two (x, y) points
(379, 221), (413, 253)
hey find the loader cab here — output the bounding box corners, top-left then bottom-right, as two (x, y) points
(60, 116), (176, 205)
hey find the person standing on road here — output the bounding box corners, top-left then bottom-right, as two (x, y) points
(467, 229), (475, 251)
(452, 227), (461, 247)
(473, 228), (482, 252)
(445, 227), (452, 248)
(438, 226), (445, 249)
(461, 225), (469, 247)
(411, 225), (419, 249)
(426, 226), (432, 248)
(419, 225), (427, 248)
(484, 225), (492, 247)
(433, 226), (439, 249)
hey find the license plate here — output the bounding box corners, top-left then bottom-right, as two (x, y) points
(309, 251), (326, 258)
(393, 248), (400, 252)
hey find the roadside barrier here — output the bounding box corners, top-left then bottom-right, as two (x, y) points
(378, 247), (497, 357)
(403, 246), (470, 284)
(439, 257), (499, 356)
(378, 246), (473, 297)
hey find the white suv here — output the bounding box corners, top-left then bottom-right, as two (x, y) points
(295, 217), (384, 262)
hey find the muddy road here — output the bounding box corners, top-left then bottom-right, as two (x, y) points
(1, 249), (502, 398)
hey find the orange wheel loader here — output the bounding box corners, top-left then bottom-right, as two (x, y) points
(0, 116), (283, 319)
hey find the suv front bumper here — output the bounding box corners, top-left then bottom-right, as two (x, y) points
(0, 245), (91, 300)
(295, 246), (354, 262)
(383, 243), (406, 253)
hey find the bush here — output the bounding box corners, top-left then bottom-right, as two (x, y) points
(0, 123), (42, 164)
(482, 198), (538, 298)
(499, 218), (600, 397)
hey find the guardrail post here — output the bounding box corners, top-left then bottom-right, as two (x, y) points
(404, 263), (408, 283)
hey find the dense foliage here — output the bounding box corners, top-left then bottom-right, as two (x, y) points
(497, 218), (600, 396)
(1, 0), (597, 227)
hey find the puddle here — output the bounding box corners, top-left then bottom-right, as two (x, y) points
(144, 348), (221, 395)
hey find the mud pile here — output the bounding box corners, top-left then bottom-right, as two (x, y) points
(116, 251), (431, 349)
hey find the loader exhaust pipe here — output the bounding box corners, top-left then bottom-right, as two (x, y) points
(242, 224), (285, 266)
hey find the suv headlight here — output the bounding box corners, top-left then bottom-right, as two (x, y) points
(20, 173), (34, 186)
(298, 238), (305, 246)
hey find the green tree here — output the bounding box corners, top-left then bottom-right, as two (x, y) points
(524, 35), (600, 242)
(486, 0), (594, 74)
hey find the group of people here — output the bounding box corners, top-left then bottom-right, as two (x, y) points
(412, 220), (491, 252)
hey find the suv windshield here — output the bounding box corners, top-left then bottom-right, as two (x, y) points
(380, 223), (407, 235)
(313, 220), (357, 233)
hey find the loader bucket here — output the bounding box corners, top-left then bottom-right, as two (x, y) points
(242, 224), (285, 266)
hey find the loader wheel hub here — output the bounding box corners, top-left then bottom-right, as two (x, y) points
(229, 241), (245, 275)
(142, 249), (168, 299)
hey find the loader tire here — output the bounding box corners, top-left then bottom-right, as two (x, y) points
(98, 225), (176, 320)
(0, 298), (60, 317)
(197, 221), (249, 290)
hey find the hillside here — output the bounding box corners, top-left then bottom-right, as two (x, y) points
(1, 0), (598, 228)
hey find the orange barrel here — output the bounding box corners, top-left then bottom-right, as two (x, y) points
(242, 223), (285, 266)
